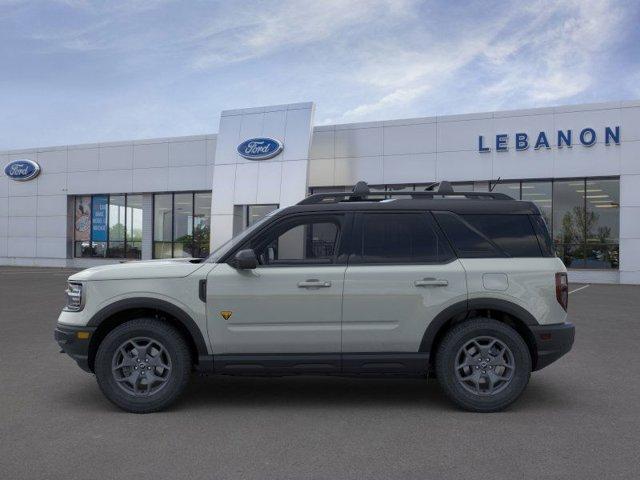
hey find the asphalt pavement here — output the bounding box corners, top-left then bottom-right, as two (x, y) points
(0, 267), (639, 479)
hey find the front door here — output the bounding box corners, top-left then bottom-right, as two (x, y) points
(206, 213), (347, 357)
(341, 212), (467, 365)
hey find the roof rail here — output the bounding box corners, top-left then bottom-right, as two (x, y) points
(298, 181), (513, 205)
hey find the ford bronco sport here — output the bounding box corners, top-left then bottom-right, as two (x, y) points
(55, 181), (575, 413)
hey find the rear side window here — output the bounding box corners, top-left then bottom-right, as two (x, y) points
(433, 212), (503, 258)
(461, 214), (542, 257)
(354, 212), (454, 264)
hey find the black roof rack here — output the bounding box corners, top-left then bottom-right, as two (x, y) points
(298, 181), (513, 205)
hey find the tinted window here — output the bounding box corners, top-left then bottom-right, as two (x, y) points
(462, 214), (542, 257)
(530, 215), (554, 257)
(248, 217), (340, 265)
(434, 212), (502, 258)
(356, 213), (453, 263)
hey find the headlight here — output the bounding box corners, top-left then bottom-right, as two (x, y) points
(64, 282), (84, 312)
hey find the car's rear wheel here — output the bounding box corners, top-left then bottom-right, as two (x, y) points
(95, 318), (191, 413)
(435, 318), (531, 412)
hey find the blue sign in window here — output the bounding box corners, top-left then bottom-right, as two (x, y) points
(91, 195), (108, 242)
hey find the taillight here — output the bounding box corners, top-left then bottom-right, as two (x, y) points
(555, 272), (568, 311)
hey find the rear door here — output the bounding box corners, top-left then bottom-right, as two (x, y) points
(341, 212), (467, 359)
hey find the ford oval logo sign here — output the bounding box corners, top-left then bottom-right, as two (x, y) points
(4, 159), (41, 182)
(237, 137), (283, 160)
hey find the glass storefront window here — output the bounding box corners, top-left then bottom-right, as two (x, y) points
(152, 192), (212, 259)
(521, 181), (552, 228)
(107, 195), (125, 258)
(246, 204), (279, 227)
(194, 193), (212, 258)
(173, 193), (194, 258)
(490, 181), (520, 200)
(126, 195), (143, 259)
(73, 193), (144, 259)
(153, 194), (173, 259)
(584, 179), (619, 269)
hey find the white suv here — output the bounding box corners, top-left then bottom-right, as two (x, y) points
(55, 182), (575, 413)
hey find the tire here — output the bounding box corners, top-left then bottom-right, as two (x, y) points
(95, 318), (192, 413)
(435, 318), (531, 412)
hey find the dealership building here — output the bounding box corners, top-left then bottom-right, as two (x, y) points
(1, 100), (639, 284)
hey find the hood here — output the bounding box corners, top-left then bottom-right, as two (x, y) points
(69, 258), (205, 281)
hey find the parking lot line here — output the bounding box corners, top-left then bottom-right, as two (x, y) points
(569, 284), (590, 295)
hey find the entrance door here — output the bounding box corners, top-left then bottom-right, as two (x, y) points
(206, 213), (347, 359)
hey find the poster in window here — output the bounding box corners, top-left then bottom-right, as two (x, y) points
(91, 195), (108, 242)
(74, 196), (91, 241)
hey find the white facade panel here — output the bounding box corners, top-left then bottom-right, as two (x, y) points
(132, 167), (169, 192)
(36, 216), (67, 238)
(167, 165), (208, 191)
(334, 156), (384, 185)
(36, 149), (67, 173)
(7, 237), (36, 258)
(256, 162), (283, 204)
(8, 217), (37, 237)
(621, 140), (640, 175)
(68, 147), (99, 172)
(168, 139), (206, 167)
(37, 172), (67, 196)
(99, 144), (133, 170)
(310, 130), (334, 160)
(8, 195), (37, 217)
(37, 195), (67, 217)
(133, 142), (169, 169)
(436, 150), (492, 182)
(383, 123), (436, 155)
(383, 153), (436, 184)
(36, 237), (67, 258)
(335, 127), (383, 158)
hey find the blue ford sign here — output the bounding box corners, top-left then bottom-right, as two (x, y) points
(4, 159), (41, 181)
(237, 138), (283, 160)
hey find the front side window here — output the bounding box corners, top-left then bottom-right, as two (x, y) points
(354, 212), (454, 264)
(245, 216), (341, 266)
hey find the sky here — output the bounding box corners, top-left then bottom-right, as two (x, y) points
(1, 0), (639, 150)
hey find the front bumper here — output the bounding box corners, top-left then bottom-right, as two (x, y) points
(54, 324), (96, 373)
(530, 322), (575, 371)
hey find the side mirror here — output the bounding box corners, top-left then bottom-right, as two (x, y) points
(233, 249), (258, 270)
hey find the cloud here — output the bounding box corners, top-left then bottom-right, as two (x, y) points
(334, 0), (627, 122)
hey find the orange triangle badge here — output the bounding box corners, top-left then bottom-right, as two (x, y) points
(220, 311), (232, 320)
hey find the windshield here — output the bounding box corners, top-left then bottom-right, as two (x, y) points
(205, 209), (282, 263)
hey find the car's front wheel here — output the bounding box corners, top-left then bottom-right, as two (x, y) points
(95, 318), (191, 413)
(435, 318), (531, 412)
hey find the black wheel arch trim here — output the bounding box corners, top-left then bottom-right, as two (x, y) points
(419, 297), (539, 353)
(86, 297), (209, 357)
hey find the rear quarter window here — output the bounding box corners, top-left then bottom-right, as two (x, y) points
(461, 214), (543, 257)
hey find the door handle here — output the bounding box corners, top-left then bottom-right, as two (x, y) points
(414, 278), (448, 287)
(297, 279), (332, 288)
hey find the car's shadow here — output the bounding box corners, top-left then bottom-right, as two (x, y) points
(54, 373), (575, 414)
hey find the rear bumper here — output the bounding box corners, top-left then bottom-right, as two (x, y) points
(531, 322), (575, 371)
(54, 324), (96, 373)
